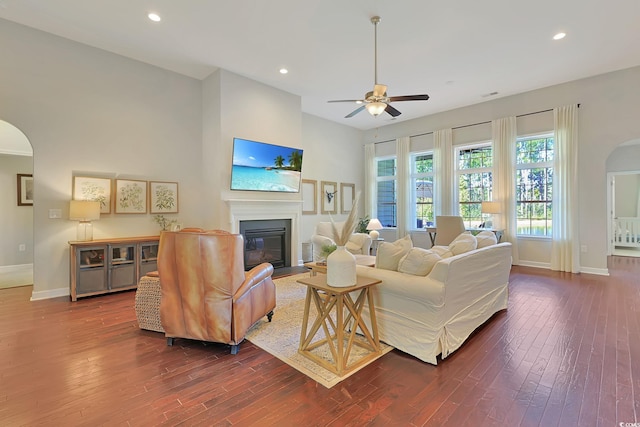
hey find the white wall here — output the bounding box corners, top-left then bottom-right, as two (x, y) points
(300, 114), (365, 246)
(363, 66), (640, 274)
(0, 19), (203, 298)
(0, 154), (33, 265)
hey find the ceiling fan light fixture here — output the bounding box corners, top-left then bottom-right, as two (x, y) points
(366, 102), (386, 116)
(366, 102), (387, 117)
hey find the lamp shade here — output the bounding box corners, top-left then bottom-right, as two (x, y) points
(366, 218), (383, 231)
(69, 200), (101, 221)
(365, 102), (386, 117)
(481, 201), (501, 214)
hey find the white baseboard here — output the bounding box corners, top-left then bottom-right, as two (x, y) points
(0, 263), (33, 273)
(517, 260), (551, 269)
(579, 267), (610, 276)
(517, 261), (609, 276)
(30, 287), (69, 301)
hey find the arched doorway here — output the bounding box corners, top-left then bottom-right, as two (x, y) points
(0, 120), (34, 288)
(606, 138), (640, 257)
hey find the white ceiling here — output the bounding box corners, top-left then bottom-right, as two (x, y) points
(1, 0), (639, 130)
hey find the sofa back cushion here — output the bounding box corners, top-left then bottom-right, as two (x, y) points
(448, 232), (477, 255)
(476, 230), (498, 248)
(398, 248), (442, 276)
(376, 235), (413, 271)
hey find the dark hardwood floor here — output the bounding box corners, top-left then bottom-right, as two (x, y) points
(1, 258), (638, 426)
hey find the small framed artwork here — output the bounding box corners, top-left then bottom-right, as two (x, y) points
(17, 174), (33, 206)
(340, 182), (355, 214)
(73, 176), (112, 214)
(301, 179), (317, 215)
(115, 179), (147, 214)
(321, 180), (338, 215)
(149, 181), (179, 214)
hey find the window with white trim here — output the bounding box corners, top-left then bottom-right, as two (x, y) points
(411, 152), (434, 229)
(516, 134), (554, 236)
(376, 157), (397, 228)
(456, 143), (493, 228)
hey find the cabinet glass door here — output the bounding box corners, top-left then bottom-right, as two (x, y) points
(109, 245), (136, 289)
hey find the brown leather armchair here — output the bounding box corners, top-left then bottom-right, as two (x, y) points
(158, 229), (276, 354)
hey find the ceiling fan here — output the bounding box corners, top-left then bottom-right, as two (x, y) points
(329, 16), (430, 119)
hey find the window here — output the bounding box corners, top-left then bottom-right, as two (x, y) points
(516, 135), (553, 236)
(411, 152), (434, 229)
(376, 157), (396, 228)
(456, 144), (493, 228)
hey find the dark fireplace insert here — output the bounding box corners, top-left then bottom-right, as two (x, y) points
(239, 219), (291, 271)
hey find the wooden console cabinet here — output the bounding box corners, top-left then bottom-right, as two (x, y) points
(69, 236), (159, 301)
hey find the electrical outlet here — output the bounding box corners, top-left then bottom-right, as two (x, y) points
(581, 245), (587, 253)
(49, 209), (62, 219)
(19, 244), (26, 252)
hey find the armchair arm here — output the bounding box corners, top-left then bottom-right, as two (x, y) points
(233, 262), (274, 301)
(311, 234), (336, 260)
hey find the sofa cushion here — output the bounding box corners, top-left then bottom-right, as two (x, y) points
(398, 248), (442, 276)
(476, 230), (498, 248)
(376, 235), (413, 271)
(430, 245), (454, 259)
(449, 232), (477, 255)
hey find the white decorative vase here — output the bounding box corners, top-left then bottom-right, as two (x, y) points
(327, 246), (357, 287)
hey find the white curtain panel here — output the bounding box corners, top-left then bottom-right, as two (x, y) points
(551, 104), (580, 273)
(396, 137), (411, 237)
(434, 128), (453, 216)
(492, 116), (519, 264)
(364, 143), (376, 218)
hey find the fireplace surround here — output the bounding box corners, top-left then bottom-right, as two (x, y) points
(225, 198), (302, 268)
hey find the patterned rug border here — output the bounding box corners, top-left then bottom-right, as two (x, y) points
(246, 273), (393, 388)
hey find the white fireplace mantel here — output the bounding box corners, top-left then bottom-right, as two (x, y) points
(224, 198), (303, 266)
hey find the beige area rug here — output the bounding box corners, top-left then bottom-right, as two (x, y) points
(245, 273), (393, 388)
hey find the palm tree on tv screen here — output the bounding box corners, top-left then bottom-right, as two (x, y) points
(288, 150), (302, 171)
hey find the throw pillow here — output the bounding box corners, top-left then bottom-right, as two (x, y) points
(448, 232), (477, 255)
(398, 248), (442, 276)
(375, 235), (413, 271)
(476, 230), (498, 248)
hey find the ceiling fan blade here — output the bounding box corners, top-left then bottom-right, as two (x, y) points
(385, 104), (402, 117)
(345, 105), (366, 118)
(373, 84), (387, 97)
(388, 94), (430, 102)
(328, 99), (364, 103)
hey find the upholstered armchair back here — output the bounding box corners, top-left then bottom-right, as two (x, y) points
(158, 230), (276, 352)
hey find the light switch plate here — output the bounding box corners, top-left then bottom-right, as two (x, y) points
(49, 209), (62, 219)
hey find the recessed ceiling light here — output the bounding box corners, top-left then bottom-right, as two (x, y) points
(553, 32), (566, 40)
(279, 68), (288, 74)
(148, 13), (161, 22)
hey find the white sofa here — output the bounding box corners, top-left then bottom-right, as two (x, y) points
(355, 238), (512, 365)
(311, 221), (372, 261)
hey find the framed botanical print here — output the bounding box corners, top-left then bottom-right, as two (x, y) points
(301, 179), (317, 215)
(17, 174), (33, 206)
(321, 180), (338, 215)
(72, 176), (112, 213)
(149, 181), (179, 214)
(115, 179), (147, 214)
(340, 182), (355, 214)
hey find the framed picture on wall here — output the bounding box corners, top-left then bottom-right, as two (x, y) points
(301, 179), (317, 215)
(340, 182), (355, 214)
(115, 179), (147, 214)
(17, 174), (33, 206)
(321, 180), (338, 214)
(149, 181), (179, 214)
(72, 176), (112, 214)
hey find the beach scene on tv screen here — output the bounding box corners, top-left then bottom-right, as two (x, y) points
(231, 138), (303, 192)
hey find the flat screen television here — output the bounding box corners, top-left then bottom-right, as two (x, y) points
(230, 137), (304, 193)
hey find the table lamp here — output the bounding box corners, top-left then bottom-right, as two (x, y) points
(366, 218), (383, 240)
(481, 201), (500, 228)
(69, 200), (101, 241)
